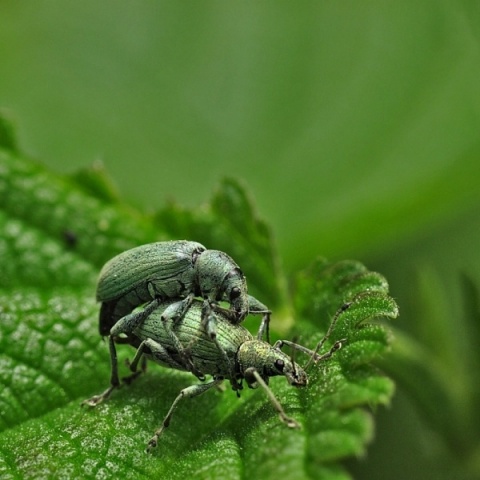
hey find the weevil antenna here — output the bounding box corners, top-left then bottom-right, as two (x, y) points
(290, 336), (299, 378)
(304, 301), (351, 370)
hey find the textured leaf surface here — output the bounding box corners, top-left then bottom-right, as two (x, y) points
(0, 131), (398, 479)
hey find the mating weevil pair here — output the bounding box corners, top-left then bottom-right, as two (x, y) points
(83, 240), (347, 452)
(96, 240), (271, 374)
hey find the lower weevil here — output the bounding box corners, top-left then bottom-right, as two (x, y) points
(82, 299), (344, 452)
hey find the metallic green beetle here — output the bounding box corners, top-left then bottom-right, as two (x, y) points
(96, 240), (271, 367)
(83, 298), (343, 452)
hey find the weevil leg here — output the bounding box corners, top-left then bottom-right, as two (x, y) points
(211, 303), (237, 321)
(208, 295), (271, 369)
(122, 355), (147, 385)
(215, 294), (271, 342)
(83, 298), (165, 408)
(247, 295), (271, 342)
(244, 367), (300, 429)
(123, 340), (149, 384)
(201, 299), (219, 339)
(81, 335), (120, 406)
(160, 294), (206, 379)
(110, 298), (161, 337)
(199, 300), (233, 375)
(141, 354), (148, 372)
(256, 312), (271, 343)
(133, 338), (191, 373)
(146, 378), (223, 452)
(160, 294), (194, 355)
(127, 339), (147, 373)
(209, 303), (248, 376)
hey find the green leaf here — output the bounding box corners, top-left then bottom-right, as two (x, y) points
(379, 270), (480, 478)
(70, 160), (123, 204)
(157, 177), (287, 311)
(0, 110), (18, 153)
(0, 148), (160, 268)
(0, 133), (398, 479)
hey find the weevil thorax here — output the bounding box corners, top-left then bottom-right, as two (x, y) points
(237, 340), (308, 387)
(195, 250), (249, 322)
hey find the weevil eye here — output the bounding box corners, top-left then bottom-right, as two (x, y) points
(229, 286), (241, 301)
(274, 359), (285, 371)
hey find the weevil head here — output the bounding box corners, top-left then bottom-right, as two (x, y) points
(237, 340), (308, 388)
(195, 250), (249, 321)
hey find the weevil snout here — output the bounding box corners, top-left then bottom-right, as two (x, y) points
(196, 251), (248, 320)
(223, 268), (249, 322)
(285, 365), (308, 388)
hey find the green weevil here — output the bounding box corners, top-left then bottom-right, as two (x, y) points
(96, 241), (271, 369)
(82, 298), (344, 452)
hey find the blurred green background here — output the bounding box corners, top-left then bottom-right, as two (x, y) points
(1, 2), (479, 479)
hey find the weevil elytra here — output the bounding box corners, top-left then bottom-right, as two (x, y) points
(96, 241), (271, 363)
(82, 298), (344, 452)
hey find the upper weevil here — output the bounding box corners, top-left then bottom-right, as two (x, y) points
(82, 298), (345, 452)
(96, 240), (271, 368)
